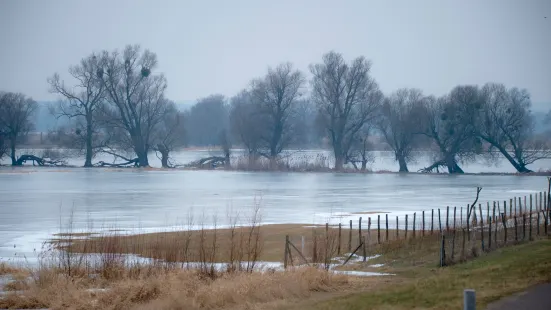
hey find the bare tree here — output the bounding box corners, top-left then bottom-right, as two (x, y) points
(229, 90), (266, 164)
(98, 44), (169, 167)
(251, 62), (305, 165)
(477, 83), (551, 172)
(418, 86), (482, 173)
(151, 100), (185, 168)
(48, 53), (105, 167)
(310, 51), (383, 170)
(185, 94), (228, 146)
(377, 88), (424, 172)
(0, 92), (37, 165)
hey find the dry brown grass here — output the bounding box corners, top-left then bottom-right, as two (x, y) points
(0, 264), (352, 310)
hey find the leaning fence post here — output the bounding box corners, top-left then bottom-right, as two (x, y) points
(464, 289), (476, 310)
(284, 235), (289, 269)
(348, 220), (352, 252)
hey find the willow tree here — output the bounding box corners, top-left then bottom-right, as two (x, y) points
(251, 62), (305, 165)
(310, 51), (382, 170)
(48, 53), (105, 167)
(0, 92), (37, 165)
(377, 88), (424, 172)
(98, 44), (169, 167)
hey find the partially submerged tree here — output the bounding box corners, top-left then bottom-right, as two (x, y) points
(98, 44), (169, 167)
(251, 62), (305, 164)
(418, 86), (482, 173)
(0, 92), (37, 165)
(310, 51), (383, 170)
(477, 83), (551, 173)
(377, 88), (424, 172)
(152, 100), (185, 168)
(48, 53), (105, 167)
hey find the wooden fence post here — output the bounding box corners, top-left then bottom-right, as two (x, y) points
(348, 220), (352, 252)
(488, 207), (493, 250)
(502, 213), (508, 245)
(514, 196), (517, 215)
(396, 216), (399, 240)
(431, 209), (434, 235)
(377, 215), (381, 244)
(359, 217), (362, 247)
(338, 223), (342, 255)
(537, 208), (541, 236)
(479, 205), (485, 252)
(510, 198), (513, 219)
(385, 214), (389, 242)
(530, 194), (533, 240)
(460, 207), (463, 227)
(440, 233), (446, 267)
(405, 214), (409, 239)
(413, 212), (416, 238)
(493, 203), (497, 247)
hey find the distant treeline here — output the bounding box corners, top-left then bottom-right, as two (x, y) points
(1, 44), (550, 172)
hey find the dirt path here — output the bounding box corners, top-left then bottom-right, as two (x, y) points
(486, 283), (551, 310)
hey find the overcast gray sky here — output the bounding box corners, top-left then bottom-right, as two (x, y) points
(1, 0), (550, 109)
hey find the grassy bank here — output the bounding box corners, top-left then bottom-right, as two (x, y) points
(297, 238), (551, 310)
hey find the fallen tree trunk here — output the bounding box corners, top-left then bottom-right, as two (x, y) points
(94, 158), (139, 168)
(14, 155), (67, 167)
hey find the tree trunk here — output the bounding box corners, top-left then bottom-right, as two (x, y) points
(334, 155), (345, 171)
(397, 155), (409, 172)
(497, 145), (532, 173)
(84, 120), (93, 167)
(361, 160), (367, 171)
(160, 151), (169, 168)
(446, 155), (464, 174)
(10, 138), (17, 166)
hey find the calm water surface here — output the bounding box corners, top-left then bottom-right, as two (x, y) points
(0, 150), (549, 263)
